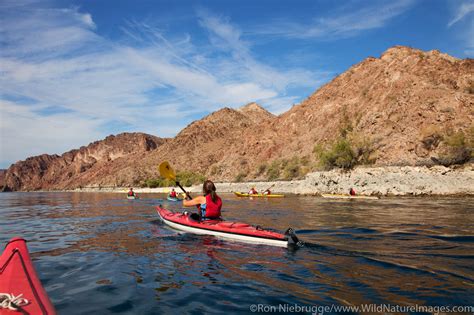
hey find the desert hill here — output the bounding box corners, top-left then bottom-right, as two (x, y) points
(1, 46), (473, 191)
(272, 46), (473, 165)
(2, 133), (165, 191)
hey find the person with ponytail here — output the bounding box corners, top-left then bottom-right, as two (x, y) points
(182, 180), (222, 220)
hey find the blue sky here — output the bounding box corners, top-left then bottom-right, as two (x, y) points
(0, 0), (473, 168)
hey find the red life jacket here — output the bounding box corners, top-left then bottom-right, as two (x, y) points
(128, 191), (134, 196)
(205, 194), (222, 218)
(170, 191), (177, 198)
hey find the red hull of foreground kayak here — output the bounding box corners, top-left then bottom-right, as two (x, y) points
(156, 206), (299, 247)
(0, 237), (56, 315)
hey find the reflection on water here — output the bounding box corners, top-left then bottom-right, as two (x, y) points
(1, 192), (473, 313)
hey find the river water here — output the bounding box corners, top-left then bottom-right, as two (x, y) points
(1, 192), (473, 314)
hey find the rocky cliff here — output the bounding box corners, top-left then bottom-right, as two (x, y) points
(272, 46), (473, 165)
(2, 46), (473, 191)
(0, 170), (6, 189)
(1, 133), (165, 191)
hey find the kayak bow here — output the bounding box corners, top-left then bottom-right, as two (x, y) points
(156, 206), (299, 248)
(0, 237), (56, 315)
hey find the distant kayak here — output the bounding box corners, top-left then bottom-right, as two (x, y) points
(167, 196), (181, 202)
(0, 237), (56, 314)
(156, 206), (299, 247)
(321, 194), (379, 200)
(127, 195), (138, 200)
(234, 192), (285, 198)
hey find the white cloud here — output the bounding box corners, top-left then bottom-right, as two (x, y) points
(251, 0), (414, 40)
(448, 1), (474, 27)
(196, 9), (326, 93)
(447, 1), (474, 56)
(0, 4), (326, 166)
(0, 100), (103, 167)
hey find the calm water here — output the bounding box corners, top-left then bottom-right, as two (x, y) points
(1, 192), (473, 314)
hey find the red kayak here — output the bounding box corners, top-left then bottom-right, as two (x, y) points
(156, 206), (299, 247)
(0, 237), (56, 315)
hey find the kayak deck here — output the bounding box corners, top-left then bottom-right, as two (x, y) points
(234, 192), (285, 198)
(156, 206), (297, 247)
(0, 237), (56, 315)
(321, 194), (379, 200)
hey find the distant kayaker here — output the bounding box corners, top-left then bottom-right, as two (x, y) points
(128, 187), (135, 197)
(169, 188), (178, 198)
(263, 189), (271, 195)
(183, 180), (222, 220)
(349, 188), (356, 196)
(248, 187), (258, 195)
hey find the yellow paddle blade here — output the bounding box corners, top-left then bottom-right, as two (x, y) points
(159, 161), (176, 181)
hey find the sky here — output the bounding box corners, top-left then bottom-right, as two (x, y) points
(0, 0), (473, 168)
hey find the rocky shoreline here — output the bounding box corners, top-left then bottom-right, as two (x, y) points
(65, 165), (474, 196)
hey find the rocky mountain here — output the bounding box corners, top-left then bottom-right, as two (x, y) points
(0, 170), (6, 189)
(84, 103), (278, 185)
(1, 133), (165, 191)
(2, 46), (473, 191)
(272, 46), (473, 165)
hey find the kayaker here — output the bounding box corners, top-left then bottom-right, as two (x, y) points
(248, 187), (258, 195)
(128, 187), (135, 197)
(349, 187), (356, 196)
(183, 180), (222, 220)
(263, 189), (271, 195)
(169, 188), (177, 198)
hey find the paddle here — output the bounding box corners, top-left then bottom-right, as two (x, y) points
(262, 183), (275, 194)
(158, 161), (191, 200)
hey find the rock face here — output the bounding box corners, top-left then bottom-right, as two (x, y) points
(2, 46), (473, 191)
(1, 133), (165, 191)
(272, 46), (473, 165)
(87, 104), (277, 186)
(0, 170), (6, 190)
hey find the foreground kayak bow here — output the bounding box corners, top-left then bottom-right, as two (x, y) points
(0, 237), (56, 314)
(157, 206), (300, 248)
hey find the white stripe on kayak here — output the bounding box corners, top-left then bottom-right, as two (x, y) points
(158, 212), (288, 247)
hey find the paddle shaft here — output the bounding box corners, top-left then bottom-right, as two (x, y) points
(175, 181), (192, 200)
(263, 183), (275, 192)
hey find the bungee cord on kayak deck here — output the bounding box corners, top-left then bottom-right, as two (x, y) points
(0, 293), (29, 311)
(0, 238), (57, 314)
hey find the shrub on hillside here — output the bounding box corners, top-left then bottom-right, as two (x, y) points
(234, 172), (246, 182)
(144, 178), (174, 188)
(256, 163), (267, 176)
(316, 138), (355, 169)
(282, 156), (310, 180)
(419, 125), (443, 150)
(265, 157), (309, 181)
(266, 160), (281, 180)
(315, 136), (377, 170)
(176, 171), (206, 187)
(435, 128), (473, 165)
(143, 170), (205, 188)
